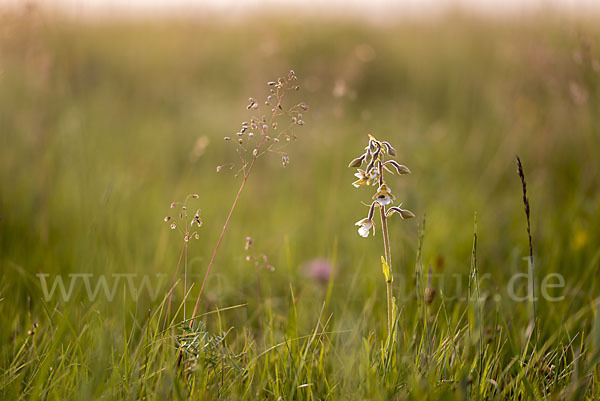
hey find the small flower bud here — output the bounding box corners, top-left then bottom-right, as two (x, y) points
(348, 155), (365, 168)
(164, 216), (171, 222)
(170, 223), (176, 230)
(386, 160), (411, 175)
(170, 202), (176, 208)
(425, 287), (436, 304)
(192, 194), (199, 198)
(224, 136), (231, 141)
(399, 209), (415, 219)
(216, 165), (222, 172)
(382, 141), (397, 156)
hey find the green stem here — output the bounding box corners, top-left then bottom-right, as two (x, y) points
(380, 205), (393, 343)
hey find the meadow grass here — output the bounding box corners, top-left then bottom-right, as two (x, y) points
(1, 8), (600, 400)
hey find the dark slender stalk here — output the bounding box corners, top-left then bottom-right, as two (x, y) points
(470, 213), (484, 389)
(516, 155), (536, 324)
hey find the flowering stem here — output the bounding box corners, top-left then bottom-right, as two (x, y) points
(190, 154), (258, 324)
(379, 204), (393, 344)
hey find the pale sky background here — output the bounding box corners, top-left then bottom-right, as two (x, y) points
(1, 0), (599, 19)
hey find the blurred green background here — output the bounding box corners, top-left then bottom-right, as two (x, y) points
(1, 6), (600, 398)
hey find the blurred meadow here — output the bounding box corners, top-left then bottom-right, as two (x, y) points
(1, 4), (600, 400)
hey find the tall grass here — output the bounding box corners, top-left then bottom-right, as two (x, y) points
(1, 7), (600, 400)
